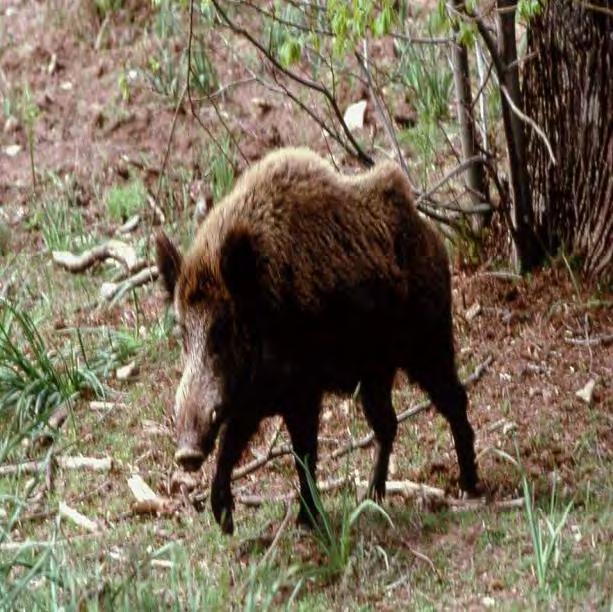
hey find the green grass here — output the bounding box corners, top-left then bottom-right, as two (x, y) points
(0, 299), (104, 433)
(105, 180), (146, 223)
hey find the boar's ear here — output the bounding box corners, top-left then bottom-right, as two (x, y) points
(155, 231), (183, 298)
(220, 228), (260, 301)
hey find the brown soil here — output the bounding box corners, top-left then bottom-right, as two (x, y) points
(1, 0), (611, 588)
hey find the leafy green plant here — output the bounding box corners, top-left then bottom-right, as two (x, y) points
(145, 45), (182, 103)
(39, 201), (88, 252)
(398, 41), (453, 122)
(297, 456), (393, 580)
(0, 417), (61, 609)
(207, 138), (235, 203)
(105, 179), (146, 222)
(21, 86), (39, 189)
(153, 0), (180, 38)
(189, 41), (218, 96)
(94, 0), (123, 19)
(493, 445), (574, 591)
(522, 472), (574, 590)
(0, 299), (103, 430)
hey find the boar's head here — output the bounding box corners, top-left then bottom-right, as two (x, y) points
(155, 229), (260, 471)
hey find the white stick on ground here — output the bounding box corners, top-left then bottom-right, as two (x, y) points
(59, 502), (100, 533)
(0, 456), (113, 477)
(53, 240), (139, 273)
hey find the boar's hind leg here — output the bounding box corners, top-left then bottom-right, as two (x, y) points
(360, 373), (397, 501)
(406, 344), (479, 496)
(212, 418), (259, 535)
(283, 399), (321, 527)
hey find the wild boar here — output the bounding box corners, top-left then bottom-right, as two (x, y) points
(156, 147), (479, 534)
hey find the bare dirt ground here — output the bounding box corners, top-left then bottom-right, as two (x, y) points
(1, 1), (611, 609)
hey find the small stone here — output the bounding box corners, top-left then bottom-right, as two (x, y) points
(482, 596), (496, 608)
(4, 144), (21, 157)
(116, 361), (138, 381)
(575, 379), (596, 404)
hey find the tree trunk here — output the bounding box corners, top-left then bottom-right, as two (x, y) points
(523, 0), (613, 279)
(450, 0), (489, 234)
(496, 0), (543, 272)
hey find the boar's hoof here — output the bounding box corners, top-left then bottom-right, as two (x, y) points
(211, 485), (234, 535)
(366, 484), (386, 503)
(296, 507), (320, 531)
(460, 482), (485, 500)
(174, 446), (205, 472)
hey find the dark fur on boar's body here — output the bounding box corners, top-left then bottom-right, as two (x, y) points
(156, 147), (479, 534)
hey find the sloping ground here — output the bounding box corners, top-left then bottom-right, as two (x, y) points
(1, 1), (611, 609)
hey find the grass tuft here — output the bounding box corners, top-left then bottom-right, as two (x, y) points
(0, 299), (104, 431)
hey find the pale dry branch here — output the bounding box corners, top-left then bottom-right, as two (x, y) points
(15, 481), (112, 526)
(57, 456), (112, 471)
(0, 533), (96, 552)
(0, 455), (113, 477)
(357, 44), (415, 189)
(237, 474), (522, 513)
(259, 502), (292, 566)
(402, 539), (442, 581)
(59, 502), (101, 533)
(128, 474), (179, 516)
(416, 156), (487, 205)
(101, 265), (159, 304)
(565, 333), (613, 347)
(53, 240), (139, 273)
(500, 84), (556, 165)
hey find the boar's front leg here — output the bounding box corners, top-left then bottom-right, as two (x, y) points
(211, 417), (258, 534)
(283, 397), (321, 527)
(360, 373), (397, 501)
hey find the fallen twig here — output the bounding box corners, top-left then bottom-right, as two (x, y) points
(402, 538), (442, 582)
(478, 270), (522, 281)
(259, 502), (292, 567)
(0, 533), (97, 552)
(15, 481), (112, 526)
(0, 456), (113, 477)
(237, 476), (349, 506)
(100, 265), (159, 304)
(53, 240), (138, 273)
(128, 474), (179, 516)
(565, 333), (613, 347)
(147, 194), (166, 225)
(59, 502), (100, 533)
(237, 474), (523, 514)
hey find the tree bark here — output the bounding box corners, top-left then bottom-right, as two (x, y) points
(523, 0), (613, 279)
(450, 0), (490, 233)
(496, 0), (543, 272)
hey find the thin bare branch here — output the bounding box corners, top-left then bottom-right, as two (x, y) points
(210, 0), (374, 167)
(416, 156), (487, 204)
(356, 44), (416, 190)
(500, 84), (557, 165)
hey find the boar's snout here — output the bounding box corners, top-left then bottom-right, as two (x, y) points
(174, 402), (222, 472)
(174, 445), (205, 472)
